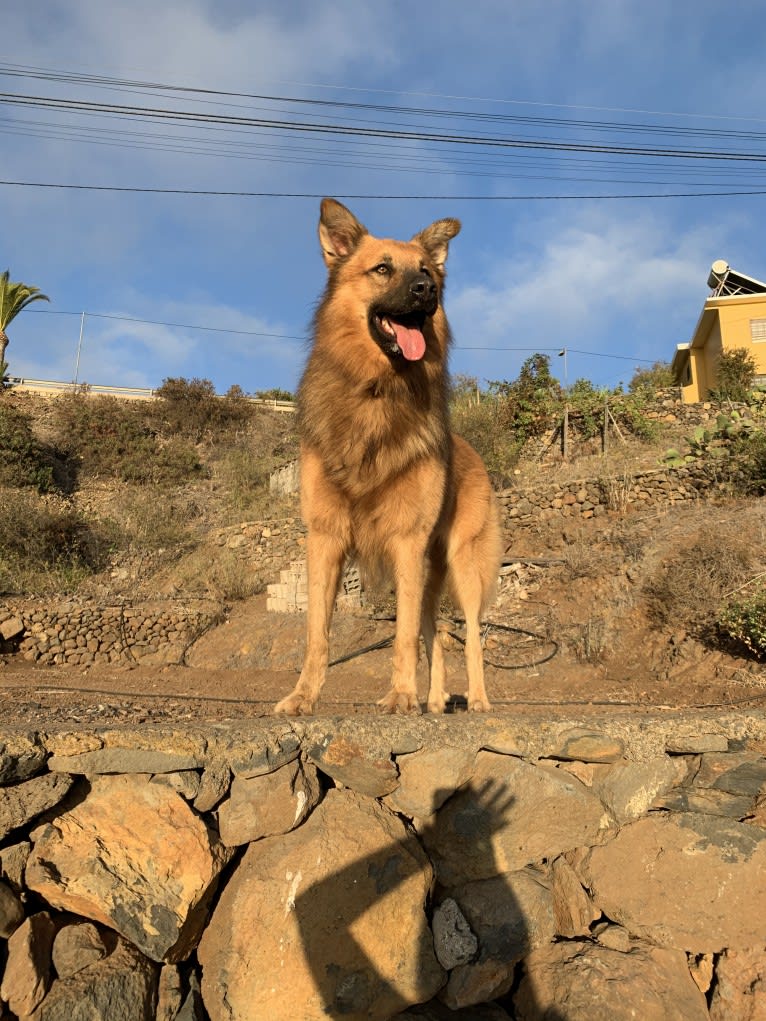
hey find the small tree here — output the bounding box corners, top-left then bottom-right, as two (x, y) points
(712, 347), (757, 403)
(629, 360), (674, 393)
(0, 270), (49, 381)
(491, 353), (562, 443)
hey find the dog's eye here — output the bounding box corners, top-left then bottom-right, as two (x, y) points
(373, 263), (390, 276)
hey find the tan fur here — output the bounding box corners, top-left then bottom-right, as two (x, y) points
(274, 199), (503, 716)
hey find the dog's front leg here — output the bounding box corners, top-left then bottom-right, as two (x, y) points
(378, 538), (427, 714)
(273, 530), (345, 716)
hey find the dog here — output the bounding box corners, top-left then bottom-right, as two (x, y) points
(274, 198), (502, 716)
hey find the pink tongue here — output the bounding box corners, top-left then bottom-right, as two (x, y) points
(392, 321), (426, 361)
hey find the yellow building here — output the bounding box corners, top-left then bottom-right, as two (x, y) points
(672, 260), (766, 403)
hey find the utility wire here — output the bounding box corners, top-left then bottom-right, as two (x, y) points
(24, 308), (661, 362)
(5, 63), (766, 138)
(4, 180), (766, 200)
(5, 91), (766, 161)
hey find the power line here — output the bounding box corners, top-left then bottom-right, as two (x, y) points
(4, 179), (766, 200)
(31, 308), (305, 342)
(28, 308), (659, 361)
(4, 64), (766, 197)
(5, 90), (766, 161)
(5, 61), (766, 134)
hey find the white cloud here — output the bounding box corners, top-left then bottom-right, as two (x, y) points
(447, 204), (736, 384)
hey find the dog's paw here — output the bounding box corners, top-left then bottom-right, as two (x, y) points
(378, 690), (421, 715)
(426, 694), (447, 714)
(468, 698), (492, 713)
(273, 692), (316, 716)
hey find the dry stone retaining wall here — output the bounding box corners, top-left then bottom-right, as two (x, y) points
(0, 600), (222, 667)
(499, 461), (724, 527)
(1, 712), (765, 1019)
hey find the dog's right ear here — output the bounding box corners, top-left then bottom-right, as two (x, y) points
(318, 198), (368, 268)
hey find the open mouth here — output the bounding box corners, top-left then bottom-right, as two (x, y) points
(371, 310), (428, 361)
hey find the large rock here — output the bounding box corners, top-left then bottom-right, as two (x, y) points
(30, 935), (158, 1021)
(592, 755), (683, 823)
(693, 752), (766, 797)
(0, 877), (24, 937)
(512, 939), (709, 1020)
(306, 734), (400, 797)
(26, 774), (231, 962)
(1, 911), (56, 1017)
(422, 752), (610, 885)
(442, 870), (557, 1009)
(581, 813), (766, 951)
(199, 789), (444, 1021)
(708, 947), (766, 1021)
(384, 747), (476, 819)
(47, 748), (202, 775)
(0, 772), (73, 840)
(0, 732), (47, 783)
(51, 922), (108, 979)
(217, 758), (320, 847)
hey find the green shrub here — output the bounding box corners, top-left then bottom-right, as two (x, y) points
(711, 347), (757, 403)
(0, 401), (54, 490)
(718, 585), (766, 658)
(731, 429), (766, 494)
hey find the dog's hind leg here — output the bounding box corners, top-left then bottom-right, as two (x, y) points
(273, 529), (346, 716)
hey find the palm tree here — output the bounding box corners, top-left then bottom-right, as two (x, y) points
(0, 270), (49, 380)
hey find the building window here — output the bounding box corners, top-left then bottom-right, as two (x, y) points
(751, 318), (766, 342)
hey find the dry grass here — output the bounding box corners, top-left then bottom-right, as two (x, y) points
(643, 521), (758, 633)
(165, 547), (268, 602)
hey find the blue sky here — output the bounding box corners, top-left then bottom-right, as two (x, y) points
(3, 0), (766, 395)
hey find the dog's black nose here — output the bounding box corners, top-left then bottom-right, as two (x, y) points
(409, 272), (437, 302)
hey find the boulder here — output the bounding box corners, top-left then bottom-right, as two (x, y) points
(1, 911), (57, 1017)
(199, 788), (444, 1021)
(0, 772), (73, 840)
(0, 732), (47, 783)
(51, 922), (108, 979)
(217, 758), (320, 846)
(306, 734), (400, 797)
(581, 813), (766, 951)
(0, 877), (24, 937)
(513, 940), (708, 1020)
(592, 754), (683, 823)
(26, 774), (232, 962)
(442, 870), (557, 1009)
(708, 947), (766, 1021)
(384, 747), (476, 819)
(431, 898), (478, 970)
(422, 752), (610, 885)
(30, 935), (158, 1021)
(193, 759), (231, 812)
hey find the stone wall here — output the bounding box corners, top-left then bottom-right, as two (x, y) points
(211, 516), (305, 577)
(1, 712), (765, 1020)
(0, 600), (223, 667)
(499, 461), (724, 527)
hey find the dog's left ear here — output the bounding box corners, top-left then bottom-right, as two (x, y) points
(413, 218), (461, 271)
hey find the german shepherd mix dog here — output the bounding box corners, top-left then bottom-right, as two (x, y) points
(274, 199), (502, 716)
